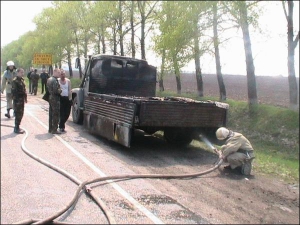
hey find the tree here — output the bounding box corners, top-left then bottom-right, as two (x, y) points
(154, 2), (194, 94)
(212, 1), (226, 101)
(223, 1), (260, 105)
(188, 1), (213, 97)
(137, 1), (159, 60)
(282, 0), (299, 110)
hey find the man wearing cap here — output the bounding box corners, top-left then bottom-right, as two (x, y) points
(215, 127), (255, 175)
(1, 61), (17, 118)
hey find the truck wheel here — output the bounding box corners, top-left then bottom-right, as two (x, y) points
(72, 96), (83, 124)
(164, 128), (193, 147)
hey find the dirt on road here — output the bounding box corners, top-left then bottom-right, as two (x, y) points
(102, 130), (300, 224)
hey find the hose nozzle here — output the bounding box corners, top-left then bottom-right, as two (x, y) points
(199, 134), (222, 158)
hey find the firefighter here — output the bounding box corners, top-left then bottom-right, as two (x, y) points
(1, 61), (17, 118)
(216, 127), (255, 175)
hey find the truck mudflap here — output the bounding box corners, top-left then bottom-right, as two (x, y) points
(83, 94), (136, 147)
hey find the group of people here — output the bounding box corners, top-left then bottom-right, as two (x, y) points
(1, 60), (72, 135)
(27, 67), (50, 95)
(47, 68), (72, 134)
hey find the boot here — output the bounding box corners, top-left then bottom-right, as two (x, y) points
(51, 129), (62, 135)
(5, 109), (10, 118)
(241, 159), (253, 176)
(14, 125), (24, 134)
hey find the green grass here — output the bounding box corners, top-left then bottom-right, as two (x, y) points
(156, 90), (299, 183)
(70, 77), (82, 88)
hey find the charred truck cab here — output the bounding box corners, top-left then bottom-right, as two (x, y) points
(71, 54), (229, 147)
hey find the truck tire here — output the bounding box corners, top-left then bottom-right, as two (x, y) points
(164, 128), (193, 147)
(72, 96), (83, 124)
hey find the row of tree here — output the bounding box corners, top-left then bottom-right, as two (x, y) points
(1, 1), (299, 109)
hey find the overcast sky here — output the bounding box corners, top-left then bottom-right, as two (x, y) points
(1, 1), (299, 76)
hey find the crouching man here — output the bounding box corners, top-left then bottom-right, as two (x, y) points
(216, 127), (255, 175)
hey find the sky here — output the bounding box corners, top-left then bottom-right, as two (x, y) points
(1, 1), (299, 77)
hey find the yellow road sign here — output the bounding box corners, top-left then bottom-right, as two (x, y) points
(33, 53), (52, 65)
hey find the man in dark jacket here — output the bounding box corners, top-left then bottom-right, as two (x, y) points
(30, 69), (40, 95)
(11, 68), (27, 134)
(40, 68), (50, 94)
(27, 67), (34, 94)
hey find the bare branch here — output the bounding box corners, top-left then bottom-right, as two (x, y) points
(145, 1), (159, 20)
(281, 0), (289, 21)
(293, 31), (300, 49)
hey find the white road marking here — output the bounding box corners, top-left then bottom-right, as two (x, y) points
(25, 109), (164, 224)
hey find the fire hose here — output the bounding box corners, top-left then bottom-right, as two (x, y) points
(2, 124), (223, 224)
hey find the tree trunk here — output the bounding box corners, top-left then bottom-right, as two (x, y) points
(213, 2), (226, 101)
(75, 32), (82, 79)
(287, 1), (298, 110)
(240, 2), (257, 105)
(159, 49), (166, 92)
(119, 1), (124, 56)
(173, 55), (181, 94)
(48, 65), (53, 76)
(194, 35), (204, 97)
(139, 1), (146, 60)
(67, 52), (73, 78)
(101, 27), (106, 54)
(130, 0), (136, 58)
(96, 28), (101, 54)
(113, 27), (117, 55)
(141, 16), (146, 60)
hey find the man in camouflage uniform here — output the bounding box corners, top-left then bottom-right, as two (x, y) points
(47, 68), (62, 134)
(30, 69), (40, 95)
(11, 68), (27, 134)
(215, 127), (255, 175)
(1, 61), (17, 118)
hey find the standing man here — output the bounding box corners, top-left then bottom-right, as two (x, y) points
(58, 69), (72, 132)
(47, 68), (62, 134)
(215, 127), (255, 175)
(1, 61), (17, 118)
(40, 68), (50, 94)
(31, 69), (40, 95)
(27, 67), (34, 94)
(11, 68), (27, 134)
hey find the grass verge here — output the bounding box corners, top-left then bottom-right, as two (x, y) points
(156, 90), (299, 183)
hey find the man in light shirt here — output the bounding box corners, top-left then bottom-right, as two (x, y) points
(58, 69), (72, 132)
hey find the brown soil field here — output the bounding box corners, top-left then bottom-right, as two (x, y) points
(160, 73), (299, 108)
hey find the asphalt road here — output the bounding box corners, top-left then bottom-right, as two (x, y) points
(1, 94), (299, 224)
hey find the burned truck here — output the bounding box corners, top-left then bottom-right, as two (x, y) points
(71, 54), (229, 147)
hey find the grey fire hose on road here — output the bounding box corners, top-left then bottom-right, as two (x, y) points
(1, 124), (223, 225)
